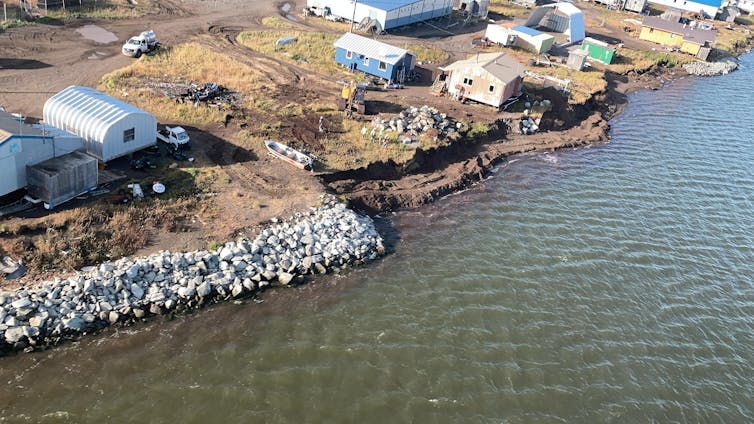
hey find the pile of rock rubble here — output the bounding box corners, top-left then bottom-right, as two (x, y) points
(683, 59), (738, 76)
(371, 105), (457, 138)
(518, 100), (551, 135)
(0, 196), (384, 355)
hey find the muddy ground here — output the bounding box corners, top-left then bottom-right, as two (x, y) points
(0, 0), (726, 288)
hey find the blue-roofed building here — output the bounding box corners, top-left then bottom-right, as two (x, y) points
(334, 33), (415, 82)
(307, 0), (454, 31)
(646, 0), (724, 17)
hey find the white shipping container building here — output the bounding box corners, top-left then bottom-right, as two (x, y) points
(43, 86), (157, 162)
(0, 110), (84, 197)
(307, 0), (454, 32)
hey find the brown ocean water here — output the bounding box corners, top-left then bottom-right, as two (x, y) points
(2, 54), (754, 423)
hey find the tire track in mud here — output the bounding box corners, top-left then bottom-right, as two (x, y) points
(203, 25), (339, 98)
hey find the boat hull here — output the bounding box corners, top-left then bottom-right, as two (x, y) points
(264, 140), (313, 170)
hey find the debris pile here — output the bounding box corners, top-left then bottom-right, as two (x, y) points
(144, 78), (242, 108)
(518, 100), (550, 135)
(0, 196), (385, 355)
(519, 116), (539, 135)
(683, 59), (738, 76)
(370, 105), (456, 137)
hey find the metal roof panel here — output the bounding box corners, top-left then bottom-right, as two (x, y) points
(334, 32), (410, 65)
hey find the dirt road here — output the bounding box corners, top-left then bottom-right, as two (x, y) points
(0, 0), (283, 116)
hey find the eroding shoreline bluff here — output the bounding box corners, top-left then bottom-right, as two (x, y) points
(0, 196), (385, 355)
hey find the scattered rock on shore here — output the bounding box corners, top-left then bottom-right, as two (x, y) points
(683, 59), (738, 76)
(0, 195), (384, 356)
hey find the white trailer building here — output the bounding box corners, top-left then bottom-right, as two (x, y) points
(43, 86), (157, 162)
(0, 110), (84, 198)
(307, 0), (454, 32)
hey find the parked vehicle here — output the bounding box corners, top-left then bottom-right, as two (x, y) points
(156, 126), (190, 148)
(304, 5), (330, 17)
(122, 30), (159, 58)
(264, 140), (313, 170)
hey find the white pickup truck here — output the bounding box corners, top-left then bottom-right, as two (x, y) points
(156, 126), (190, 148)
(122, 30), (158, 58)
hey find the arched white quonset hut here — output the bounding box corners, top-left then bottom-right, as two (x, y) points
(43, 86), (157, 162)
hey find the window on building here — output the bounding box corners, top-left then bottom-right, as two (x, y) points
(489, 85), (495, 93)
(346, 50), (352, 59)
(670, 33), (675, 38)
(124, 128), (135, 143)
(463, 77), (473, 86)
(378, 61), (387, 71)
(363, 56), (370, 66)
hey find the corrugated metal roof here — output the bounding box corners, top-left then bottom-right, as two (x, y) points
(357, 0), (420, 11)
(440, 52), (523, 83)
(334, 32), (410, 65)
(43, 86), (152, 143)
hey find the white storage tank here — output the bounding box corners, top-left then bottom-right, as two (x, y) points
(43, 86), (157, 162)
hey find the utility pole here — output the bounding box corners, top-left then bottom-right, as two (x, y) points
(3, 2), (7, 22)
(350, 0), (357, 32)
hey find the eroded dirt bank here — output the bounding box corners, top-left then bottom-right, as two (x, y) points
(325, 112), (609, 214)
(322, 61), (685, 214)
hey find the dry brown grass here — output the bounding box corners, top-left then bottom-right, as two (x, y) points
(503, 48), (608, 105)
(606, 48), (693, 74)
(0, 164), (219, 274)
(237, 30), (343, 76)
(98, 43), (266, 125)
(488, 1), (531, 19)
(316, 119), (443, 171)
(41, 0), (153, 20)
(716, 25), (754, 54)
(0, 197), (198, 272)
(402, 44), (450, 65)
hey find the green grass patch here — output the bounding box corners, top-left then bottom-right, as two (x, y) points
(467, 121), (490, 139)
(98, 43), (266, 125)
(488, 0), (530, 18)
(237, 30), (345, 76)
(43, 0), (151, 20)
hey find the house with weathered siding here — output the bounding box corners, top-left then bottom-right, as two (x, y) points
(639, 16), (717, 60)
(437, 53), (523, 108)
(333, 33), (415, 83)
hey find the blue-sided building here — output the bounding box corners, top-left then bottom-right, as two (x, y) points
(334, 33), (415, 83)
(307, 0), (453, 32)
(646, 0), (724, 18)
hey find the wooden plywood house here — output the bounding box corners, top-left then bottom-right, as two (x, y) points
(436, 53), (524, 108)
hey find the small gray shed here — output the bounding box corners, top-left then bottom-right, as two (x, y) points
(27, 150), (98, 209)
